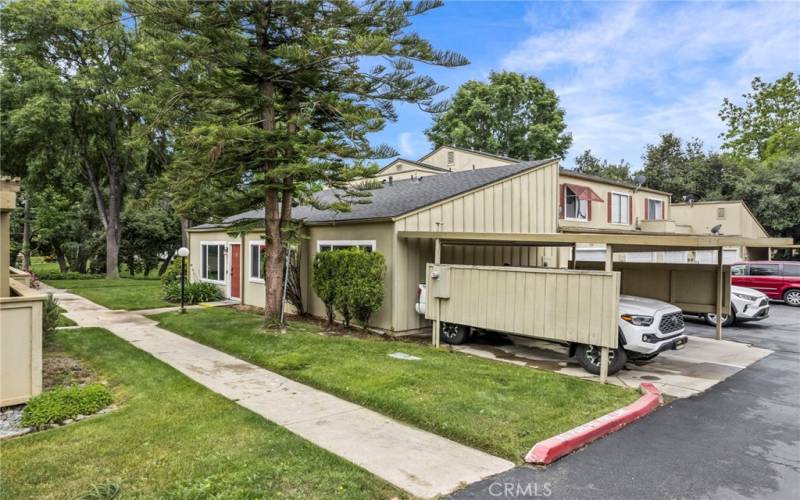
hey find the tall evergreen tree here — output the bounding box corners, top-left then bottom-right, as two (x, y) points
(130, 0), (467, 321)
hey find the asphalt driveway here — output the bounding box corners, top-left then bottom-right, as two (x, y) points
(451, 304), (800, 500)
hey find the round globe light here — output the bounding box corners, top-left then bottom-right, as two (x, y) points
(177, 247), (190, 257)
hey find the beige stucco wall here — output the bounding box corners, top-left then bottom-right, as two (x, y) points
(304, 222), (396, 330)
(188, 229), (238, 297)
(374, 168), (440, 182)
(558, 174), (671, 231)
(375, 160), (444, 180)
(670, 201), (768, 239)
(419, 146), (514, 173)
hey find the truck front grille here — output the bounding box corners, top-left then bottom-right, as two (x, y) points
(659, 312), (685, 334)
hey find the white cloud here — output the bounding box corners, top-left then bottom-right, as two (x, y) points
(502, 1), (800, 166)
(397, 131), (429, 158)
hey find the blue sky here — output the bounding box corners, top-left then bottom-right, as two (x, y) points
(368, 0), (800, 168)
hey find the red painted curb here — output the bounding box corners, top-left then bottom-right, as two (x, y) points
(525, 382), (663, 465)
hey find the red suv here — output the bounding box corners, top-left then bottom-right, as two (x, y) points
(731, 261), (800, 306)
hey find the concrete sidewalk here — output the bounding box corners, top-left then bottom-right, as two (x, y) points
(53, 291), (514, 498)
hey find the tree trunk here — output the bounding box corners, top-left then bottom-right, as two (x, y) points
(127, 254), (135, 276)
(180, 218), (190, 248)
(21, 197), (31, 272)
(54, 245), (68, 273)
(158, 253), (173, 276)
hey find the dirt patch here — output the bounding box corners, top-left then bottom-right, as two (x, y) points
(43, 351), (97, 390)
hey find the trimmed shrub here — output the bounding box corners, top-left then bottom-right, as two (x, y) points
(42, 294), (61, 342)
(35, 271), (104, 281)
(162, 281), (223, 304)
(21, 384), (113, 427)
(312, 248), (385, 329)
(312, 250), (340, 326)
(160, 257), (186, 285)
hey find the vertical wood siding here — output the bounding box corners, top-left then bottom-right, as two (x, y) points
(426, 264), (620, 348)
(392, 162), (559, 332)
(395, 161), (558, 234)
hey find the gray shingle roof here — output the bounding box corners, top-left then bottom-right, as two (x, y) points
(193, 159), (553, 229)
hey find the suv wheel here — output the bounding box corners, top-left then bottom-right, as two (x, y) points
(440, 323), (469, 345)
(575, 344), (627, 375)
(783, 289), (800, 307)
(704, 312), (735, 327)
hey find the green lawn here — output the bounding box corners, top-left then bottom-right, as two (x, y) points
(0, 328), (401, 499)
(45, 278), (170, 310)
(153, 308), (640, 461)
(56, 306), (77, 327)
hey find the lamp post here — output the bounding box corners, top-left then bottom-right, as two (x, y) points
(177, 247), (189, 313)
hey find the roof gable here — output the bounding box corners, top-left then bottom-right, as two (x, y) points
(418, 145), (521, 165)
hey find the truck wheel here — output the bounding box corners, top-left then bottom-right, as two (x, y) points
(783, 289), (800, 307)
(440, 323), (469, 345)
(575, 344), (627, 376)
(704, 312), (735, 327)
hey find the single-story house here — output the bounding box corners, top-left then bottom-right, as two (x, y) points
(187, 145), (783, 332)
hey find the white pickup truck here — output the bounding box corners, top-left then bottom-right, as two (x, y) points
(416, 284), (688, 375)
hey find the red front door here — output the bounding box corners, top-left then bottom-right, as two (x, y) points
(230, 244), (241, 299)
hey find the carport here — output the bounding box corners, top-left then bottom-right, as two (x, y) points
(399, 230), (792, 382)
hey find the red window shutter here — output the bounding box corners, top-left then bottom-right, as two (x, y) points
(559, 184), (565, 219)
(644, 198), (649, 220)
(588, 199), (592, 221)
(607, 192), (612, 222)
(628, 195), (633, 224)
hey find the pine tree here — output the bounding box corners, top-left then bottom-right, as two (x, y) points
(130, 0), (467, 322)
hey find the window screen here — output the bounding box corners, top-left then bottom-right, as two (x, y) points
(202, 244), (225, 281)
(611, 193), (630, 224)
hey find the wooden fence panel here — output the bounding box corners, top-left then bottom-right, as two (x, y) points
(426, 264), (620, 348)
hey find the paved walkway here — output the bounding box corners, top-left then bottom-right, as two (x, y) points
(52, 289), (514, 498)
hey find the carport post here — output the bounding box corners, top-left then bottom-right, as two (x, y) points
(433, 238), (441, 348)
(715, 246), (724, 341)
(569, 243), (577, 269)
(600, 244), (613, 383)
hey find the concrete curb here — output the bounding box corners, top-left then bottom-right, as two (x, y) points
(525, 382), (663, 465)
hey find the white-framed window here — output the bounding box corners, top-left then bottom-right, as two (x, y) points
(610, 192), (631, 224)
(316, 240), (376, 253)
(447, 151), (455, 165)
(564, 186), (588, 221)
(200, 242), (226, 284)
(249, 240), (266, 282)
(647, 199), (664, 220)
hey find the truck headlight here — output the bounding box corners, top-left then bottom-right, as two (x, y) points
(733, 292), (759, 301)
(621, 314), (654, 326)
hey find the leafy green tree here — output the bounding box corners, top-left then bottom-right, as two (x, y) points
(734, 155), (800, 240)
(2, 0), (141, 278)
(131, 0), (467, 321)
(720, 72), (800, 161)
(573, 150), (633, 182)
(639, 133), (741, 202)
(425, 71), (572, 160)
(119, 200), (182, 277)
